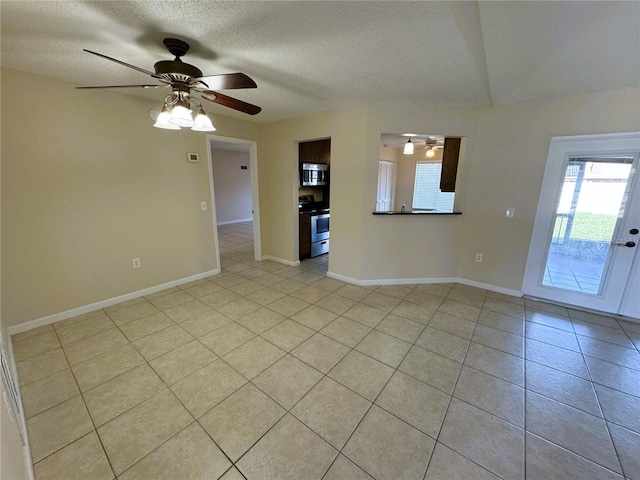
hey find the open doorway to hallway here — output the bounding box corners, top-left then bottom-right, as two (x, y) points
(218, 220), (329, 277)
(207, 135), (261, 273)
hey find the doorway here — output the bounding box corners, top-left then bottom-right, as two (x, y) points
(206, 135), (261, 271)
(524, 132), (640, 316)
(376, 160), (395, 211)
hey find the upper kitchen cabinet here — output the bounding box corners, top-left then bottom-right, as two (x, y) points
(440, 137), (461, 193)
(299, 139), (331, 165)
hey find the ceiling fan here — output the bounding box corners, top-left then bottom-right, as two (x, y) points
(384, 135), (444, 156)
(77, 38), (261, 130)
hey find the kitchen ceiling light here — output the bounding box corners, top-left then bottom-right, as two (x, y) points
(403, 139), (414, 155)
(153, 91), (216, 132)
(426, 147), (435, 158)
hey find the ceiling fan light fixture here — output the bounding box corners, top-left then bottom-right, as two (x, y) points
(426, 147), (435, 158)
(403, 139), (414, 155)
(191, 107), (216, 132)
(153, 105), (180, 130)
(168, 100), (194, 127)
(79, 38), (262, 127)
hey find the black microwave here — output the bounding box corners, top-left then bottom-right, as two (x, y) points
(301, 163), (329, 186)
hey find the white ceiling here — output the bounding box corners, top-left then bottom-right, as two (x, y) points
(1, 1), (638, 123)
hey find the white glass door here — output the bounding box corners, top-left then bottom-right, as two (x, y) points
(524, 133), (640, 315)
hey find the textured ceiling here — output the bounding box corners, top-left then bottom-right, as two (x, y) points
(1, 1), (638, 123)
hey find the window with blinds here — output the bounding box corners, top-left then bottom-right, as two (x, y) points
(412, 162), (455, 211)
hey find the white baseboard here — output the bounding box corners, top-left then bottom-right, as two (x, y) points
(217, 218), (253, 226)
(8, 269), (220, 336)
(327, 271), (458, 287)
(8, 267), (524, 336)
(261, 255), (300, 267)
(456, 278), (523, 298)
(327, 271), (523, 298)
(359, 276), (461, 287)
(326, 271), (360, 285)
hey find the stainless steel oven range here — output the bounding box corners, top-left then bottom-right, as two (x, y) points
(310, 213), (329, 257)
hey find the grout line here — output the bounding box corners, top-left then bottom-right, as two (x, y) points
(424, 298), (484, 478)
(319, 313), (429, 478)
(16, 228), (639, 479)
(577, 334), (627, 477)
(50, 327), (118, 479)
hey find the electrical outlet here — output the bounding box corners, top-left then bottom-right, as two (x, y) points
(201, 201), (207, 211)
(132, 258), (141, 269)
(475, 253), (483, 263)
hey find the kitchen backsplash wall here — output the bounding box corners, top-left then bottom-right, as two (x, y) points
(298, 186), (324, 201)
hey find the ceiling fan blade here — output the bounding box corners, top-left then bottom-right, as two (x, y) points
(83, 49), (161, 78)
(191, 73), (257, 90)
(201, 91), (261, 115)
(76, 84), (169, 89)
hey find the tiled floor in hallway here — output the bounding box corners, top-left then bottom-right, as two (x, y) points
(11, 221), (640, 479)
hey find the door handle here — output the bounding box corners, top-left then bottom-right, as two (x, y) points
(613, 241), (637, 248)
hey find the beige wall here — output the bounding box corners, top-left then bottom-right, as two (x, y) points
(2, 67), (639, 329)
(359, 104), (480, 281)
(359, 91), (640, 287)
(457, 88), (640, 289)
(257, 89), (639, 289)
(1, 69), (258, 327)
(211, 148), (252, 224)
(257, 105), (369, 278)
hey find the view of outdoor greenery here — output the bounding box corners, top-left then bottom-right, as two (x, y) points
(552, 212), (618, 242)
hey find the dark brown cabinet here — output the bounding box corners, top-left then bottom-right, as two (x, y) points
(299, 139), (331, 165)
(440, 137), (461, 193)
(299, 213), (311, 258)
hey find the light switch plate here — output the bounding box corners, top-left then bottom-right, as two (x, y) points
(187, 153), (200, 163)
(505, 208), (515, 218)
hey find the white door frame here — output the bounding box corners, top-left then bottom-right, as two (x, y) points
(523, 132), (640, 314)
(206, 134), (261, 267)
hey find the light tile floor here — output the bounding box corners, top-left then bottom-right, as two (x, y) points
(12, 221), (640, 479)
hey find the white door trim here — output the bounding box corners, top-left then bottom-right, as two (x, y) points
(206, 135), (261, 265)
(523, 131), (640, 314)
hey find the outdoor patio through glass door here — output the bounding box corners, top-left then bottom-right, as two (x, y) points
(542, 156), (634, 295)
(524, 133), (640, 315)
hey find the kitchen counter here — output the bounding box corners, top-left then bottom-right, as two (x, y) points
(300, 208), (330, 215)
(372, 210), (461, 215)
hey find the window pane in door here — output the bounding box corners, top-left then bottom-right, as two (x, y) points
(542, 156), (634, 294)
